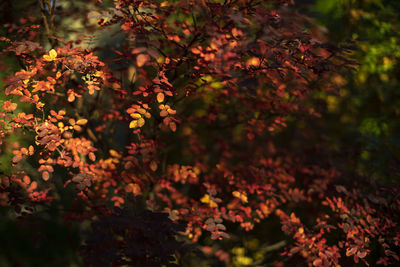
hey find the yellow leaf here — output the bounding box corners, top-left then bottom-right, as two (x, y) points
(200, 194), (210, 204)
(43, 49), (57, 61)
(209, 200), (218, 208)
(36, 102), (45, 109)
(137, 117), (145, 127)
(247, 57), (260, 66)
(157, 56), (164, 64)
(236, 255), (253, 265)
(200, 194), (218, 208)
(130, 113), (141, 119)
(49, 49), (57, 58)
(109, 149), (121, 158)
(160, 1), (169, 7)
(129, 120), (138, 128)
(232, 191), (248, 203)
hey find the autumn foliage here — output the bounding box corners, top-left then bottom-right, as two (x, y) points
(0, 0), (399, 266)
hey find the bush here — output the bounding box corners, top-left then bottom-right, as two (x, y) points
(0, 0), (399, 266)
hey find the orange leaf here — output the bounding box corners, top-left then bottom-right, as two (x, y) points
(169, 122), (177, 132)
(313, 258), (322, 266)
(20, 147), (28, 155)
(68, 93), (75, 102)
(23, 176), (31, 184)
(2, 101), (17, 112)
(137, 108), (147, 115)
(76, 118), (88, 125)
(12, 154), (23, 164)
(28, 145), (34, 155)
(42, 171), (50, 181)
(88, 152), (96, 161)
(29, 181), (37, 191)
(150, 161), (158, 171)
(167, 108), (176, 115)
(160, 110), (168, 117)
(136, 54), (150, 67)
(157, 92), (165, 103)
(357, 250), (367, 259)
(346, 247), (357, 257)
(125, 183), (141, 195)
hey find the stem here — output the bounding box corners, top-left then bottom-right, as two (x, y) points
(39, 0), (56, 46)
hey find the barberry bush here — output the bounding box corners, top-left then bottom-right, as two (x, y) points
(0, 0), (399, 266)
